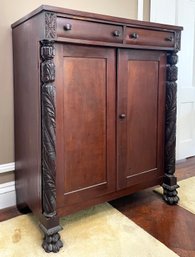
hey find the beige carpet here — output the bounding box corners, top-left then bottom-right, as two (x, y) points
(0, 203), (178, 257)
(155, 176), (195, 215)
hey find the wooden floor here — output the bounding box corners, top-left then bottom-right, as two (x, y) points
(1, 157), (195, 256)
(111, 157), (195, 257)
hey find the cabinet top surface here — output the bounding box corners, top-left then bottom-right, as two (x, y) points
(11, 4), (183, 31)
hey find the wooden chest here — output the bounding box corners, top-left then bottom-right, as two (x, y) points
(12, 5), (182, 252)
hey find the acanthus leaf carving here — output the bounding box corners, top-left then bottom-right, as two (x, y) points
(175, 31), (181, 51)
(41, 60), (55, 83)
(165, 53), (178, 175)
(40, 40), (56, 218)
(45, 12), (57, 39)
(163, 51), (179, 205)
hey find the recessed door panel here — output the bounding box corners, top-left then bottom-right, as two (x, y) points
(127, 60), (158, 176)
(117, 50), (166, 189)
(63, 57), (107, 193)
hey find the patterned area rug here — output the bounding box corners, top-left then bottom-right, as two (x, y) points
(0, 203), (179, 257)
(154, 176), (195, 215)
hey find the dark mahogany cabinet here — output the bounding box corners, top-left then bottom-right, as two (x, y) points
(12, 5), (182, 253)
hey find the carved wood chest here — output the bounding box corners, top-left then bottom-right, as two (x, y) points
(12, 5), (182, 252)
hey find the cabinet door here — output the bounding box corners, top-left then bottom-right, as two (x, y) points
(117, 50), (166, 189)
(55, 45), (116, 207)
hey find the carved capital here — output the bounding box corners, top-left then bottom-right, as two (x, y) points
(40, 40), (56, 218)
(45, 12), (57, 39)
(41, 40), (55, 59)
(167, 52), (178, 65)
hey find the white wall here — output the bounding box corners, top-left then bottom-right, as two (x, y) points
(150, 0), (177, 25)
(150, 0), (195, 160)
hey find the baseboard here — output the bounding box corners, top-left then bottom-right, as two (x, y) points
(0, 181), (16, 209)
(0, 162), (15, 173)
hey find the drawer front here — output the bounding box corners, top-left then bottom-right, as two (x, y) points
(125, 27), (175, 47)
(57, 17), (123, 43)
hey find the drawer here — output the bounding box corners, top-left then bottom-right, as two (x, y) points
(125, 27), (175, 47)
(57, 17), (123, 43)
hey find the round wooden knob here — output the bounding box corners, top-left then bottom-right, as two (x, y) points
(165, 36), (173, 42)
(64, 23), (72, 31)
(130, 32), (138, 39)
(113, 30), (121, 37)
(119, 113), (126, 119)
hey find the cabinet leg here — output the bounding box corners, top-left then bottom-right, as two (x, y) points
(162, 174), (179, 205)
(40, 223), (63, 253)
(163, 52), (179, 206)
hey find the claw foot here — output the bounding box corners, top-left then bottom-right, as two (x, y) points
(42, 232), (63, 253)
(162, 183), (179, 205)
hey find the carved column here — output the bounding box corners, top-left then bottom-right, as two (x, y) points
(40, 40), (63, 252)
(162, 52), (179, 205)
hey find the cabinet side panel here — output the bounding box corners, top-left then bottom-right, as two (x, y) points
(12, 15), (43, 214)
